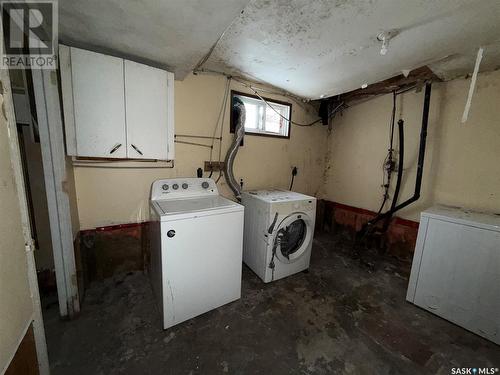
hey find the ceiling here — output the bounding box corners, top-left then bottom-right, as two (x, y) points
(58, 0), (248, 78)
(204, 0), (500, 99)
(58, 0), (500, 99)
(429, 41), (500, 81)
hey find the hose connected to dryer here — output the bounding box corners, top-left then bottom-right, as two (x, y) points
(224, 96), (246, 199)
(268, 232), (284, 282)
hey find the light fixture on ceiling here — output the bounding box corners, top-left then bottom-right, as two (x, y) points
(377, 29), (399, 56)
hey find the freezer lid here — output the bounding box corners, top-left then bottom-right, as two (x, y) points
(155, 195), (242, 216)
(422, 205), (500, 232)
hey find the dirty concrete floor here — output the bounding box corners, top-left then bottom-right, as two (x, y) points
(44, 231), (499, 374)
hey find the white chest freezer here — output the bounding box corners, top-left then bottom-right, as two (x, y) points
(407, 205), (500, 344)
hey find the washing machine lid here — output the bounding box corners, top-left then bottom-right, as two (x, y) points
(154, 195), (243, 220)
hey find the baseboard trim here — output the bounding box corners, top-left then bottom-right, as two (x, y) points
(80, 221), (149, 235)
(317, 199), (420, 259)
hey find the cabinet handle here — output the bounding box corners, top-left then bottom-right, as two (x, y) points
(109, 143), (122, 154)
(131, 144), (143, 155)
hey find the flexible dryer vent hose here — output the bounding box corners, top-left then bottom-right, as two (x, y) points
(224, 97), (246, 199)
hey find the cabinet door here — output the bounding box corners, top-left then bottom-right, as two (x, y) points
(70, 47), (126, 158)
(124, 60), (169, 160)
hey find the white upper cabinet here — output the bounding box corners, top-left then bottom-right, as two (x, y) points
(69, 47), (126, 158)
(124, 60), (172, 160)
(59, 45), (174, 160)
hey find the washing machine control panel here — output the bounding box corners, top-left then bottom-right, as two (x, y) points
(151, 178), (218, 200)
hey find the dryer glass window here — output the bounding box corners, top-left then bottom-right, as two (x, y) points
(279, 219), (306, 259)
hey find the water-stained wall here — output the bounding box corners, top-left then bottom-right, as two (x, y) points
(321, 69), (500, 221)
(71, 69), (500, 230)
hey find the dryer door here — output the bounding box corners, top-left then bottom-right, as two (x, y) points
(273, 212), (313, 264)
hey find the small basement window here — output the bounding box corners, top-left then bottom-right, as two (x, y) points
(230, 91), (291, 138)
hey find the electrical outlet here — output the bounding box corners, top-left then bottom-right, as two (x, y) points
(204, 161), (225, 172)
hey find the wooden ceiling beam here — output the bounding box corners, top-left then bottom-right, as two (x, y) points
(330, 66), (439, 105)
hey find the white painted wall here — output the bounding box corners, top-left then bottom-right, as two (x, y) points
(0, 87), (34, 373)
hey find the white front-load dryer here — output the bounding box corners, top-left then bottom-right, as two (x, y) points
(241, 189), (316, 283)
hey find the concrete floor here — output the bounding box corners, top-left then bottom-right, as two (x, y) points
(44, 230), (499, 374)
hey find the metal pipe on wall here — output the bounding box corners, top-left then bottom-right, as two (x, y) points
(361, 81), (432, 231)
(175, 134), (222, 140)
(382, 119), (405, 231)
(174, 140), (213, 148)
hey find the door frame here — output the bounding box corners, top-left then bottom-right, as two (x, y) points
(31, 67), (80, 318)
(1, 68), (50, 374)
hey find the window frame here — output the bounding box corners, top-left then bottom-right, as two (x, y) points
(230, 90), (292, 140)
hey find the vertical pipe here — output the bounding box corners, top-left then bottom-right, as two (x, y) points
(360, 82), (432, 230)
(413, 82), (432, 199)
(382, 119), (404, 231)
(224, 97), (246, 199)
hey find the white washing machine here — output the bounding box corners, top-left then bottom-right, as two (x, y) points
(149, 178), (244, 329)
(241, 189), (316, 283)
